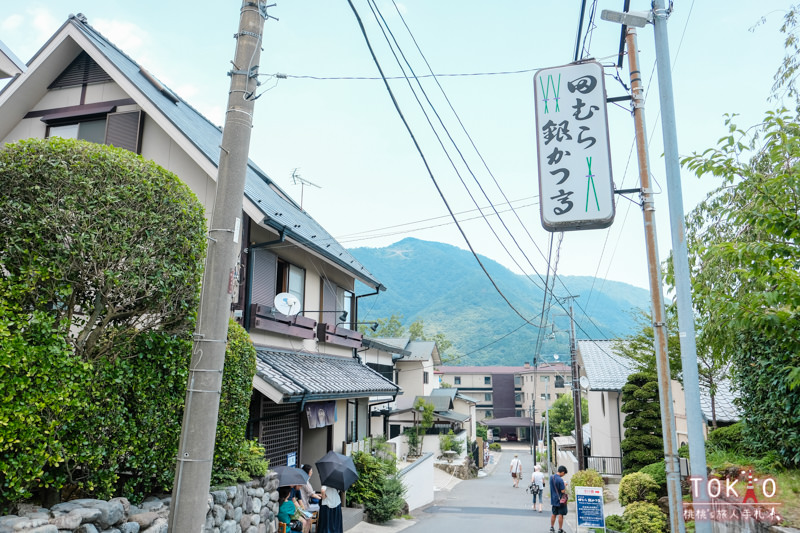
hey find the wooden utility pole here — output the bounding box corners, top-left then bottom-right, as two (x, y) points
(168, 3), (268, 531)
(626, 27), (685, 533)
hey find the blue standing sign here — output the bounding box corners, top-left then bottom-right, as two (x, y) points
(576, 486), (605, 530)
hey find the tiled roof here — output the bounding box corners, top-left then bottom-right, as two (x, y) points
(430, 388), (457, 401)
(66, 16), (381, 288)
(255, 348), (399, 402)
(414, 395), (453, 412)
(577, 339), (636, 391)
(699, 378), (741, 423)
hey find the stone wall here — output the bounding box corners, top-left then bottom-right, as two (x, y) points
(0, 474), (281, 533)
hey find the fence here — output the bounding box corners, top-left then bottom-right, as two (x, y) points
(584, 455), (623, 476)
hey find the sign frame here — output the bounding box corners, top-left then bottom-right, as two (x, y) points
(534, 60), (615, 232)
(575, 485), (606, 530)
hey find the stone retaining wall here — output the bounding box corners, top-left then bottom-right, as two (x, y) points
(0, 474), (281, 533)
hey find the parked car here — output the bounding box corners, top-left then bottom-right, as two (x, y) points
(506, 433), (518, 442)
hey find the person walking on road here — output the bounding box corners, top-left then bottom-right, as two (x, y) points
(510, 453), (522, 488)
(531, 464), (545, 512)
(549, 465), (568, 533)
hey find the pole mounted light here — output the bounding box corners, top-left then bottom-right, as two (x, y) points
(600, 9), (652, 28)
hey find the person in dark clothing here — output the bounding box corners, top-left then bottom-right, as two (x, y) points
(549, 465), (568, 533)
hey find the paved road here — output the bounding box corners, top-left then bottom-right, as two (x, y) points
(352, 444), (574, 533)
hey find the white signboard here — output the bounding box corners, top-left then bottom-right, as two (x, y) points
(534, 61), (615, 231)
(576, 486), (605, 529)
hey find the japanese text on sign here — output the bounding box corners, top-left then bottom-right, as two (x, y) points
(575, 486), (606, 529)
(534, 61), (615, 231)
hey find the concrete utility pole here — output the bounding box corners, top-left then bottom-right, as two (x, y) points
(567, 298), (584, 470)
(168, 3), (268, 531)
(652, 2), (711, 530)
(626, 26), (685, 533)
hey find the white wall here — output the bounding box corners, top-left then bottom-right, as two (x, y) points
(398, 453), (435, 511)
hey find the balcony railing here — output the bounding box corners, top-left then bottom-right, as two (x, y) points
(584, 455), (623, 476)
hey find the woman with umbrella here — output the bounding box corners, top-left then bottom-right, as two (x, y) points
(315, 451), (358, 533)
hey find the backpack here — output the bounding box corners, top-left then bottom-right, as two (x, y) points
(528, 482), (540, 495)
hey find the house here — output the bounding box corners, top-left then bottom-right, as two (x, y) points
(431, 388), (478, 443)
(437, 365), (528, 440)
(0, 14), (400, 473)
(577, 339), (740, 476)
(517, 361), (573, 428)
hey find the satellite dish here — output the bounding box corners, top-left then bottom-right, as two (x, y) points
(580, 376), (590, 390)
(274, 292), (301, 315)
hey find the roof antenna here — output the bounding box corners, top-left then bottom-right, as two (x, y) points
(290, 168), (321, 210)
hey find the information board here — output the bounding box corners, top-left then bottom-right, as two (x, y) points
(534, 61), (615, 231)
(576, 486), (605, 529)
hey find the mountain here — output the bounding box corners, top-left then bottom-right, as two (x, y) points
(349, 238), (650, 366)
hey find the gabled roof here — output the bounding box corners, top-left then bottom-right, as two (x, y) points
(576, 339), (636, 391)
(0, 15), (382, 289)
(254, 348), (400, 403)
(414, 394), (453, 412)
(370, 337), (441, 365)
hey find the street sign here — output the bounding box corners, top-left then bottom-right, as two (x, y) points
(575, 486), (606, 529)
(534, 61), (615, 231)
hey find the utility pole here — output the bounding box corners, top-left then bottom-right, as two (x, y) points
(168, 3), (269, 531)
(626, 26), (685, 533)
(652, 2), (711, 529)
(566, 297), (584, 470)
(544, 382), (550, 472)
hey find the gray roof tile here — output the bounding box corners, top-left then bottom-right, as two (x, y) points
(255, 349), (399, 402)
(577, 339), (637, 391)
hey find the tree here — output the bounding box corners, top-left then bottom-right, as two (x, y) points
(548, 393), (588, 436)
(615, 308), (682, 380)
(620, 372), (663, 474)
(367, 314), (406, 337)
(679, 110), (800, 465)
(408, 397), (435, 455)
(0, 138), (207, 506)
(368, 314), (455, 362)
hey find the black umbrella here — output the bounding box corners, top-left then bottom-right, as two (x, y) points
(315, 450), (359, 491)
(272, 465), (309, 487)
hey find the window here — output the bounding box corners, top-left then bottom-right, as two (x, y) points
(555, 375), (565, 388)
(516, 410), (524, 417)
(49, 120), (106, 143)
(515, 393), (521, 403)
(514, 376), (522, 386)
(277, 259), (305, 307)
(484, 376), (491, 385)
(484, 393), (492, 402)
(483, 410), (493, 418)
(454, 376), (461, 385)
(540, 375), (550, 382)
(423, 372), (429, 384)
(540, 393), (551, 401)
(601, 393), (606, 417)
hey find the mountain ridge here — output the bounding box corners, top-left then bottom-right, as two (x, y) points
(349, 238), (650, 366)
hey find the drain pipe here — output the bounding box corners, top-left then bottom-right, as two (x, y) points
(244, 225), (286, 330)
(354, 283), (386, 320)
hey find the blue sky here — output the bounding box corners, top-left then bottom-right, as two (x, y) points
(1, 1), (793, 291)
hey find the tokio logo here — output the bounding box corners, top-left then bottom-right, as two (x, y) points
(685, 469), (782, 523)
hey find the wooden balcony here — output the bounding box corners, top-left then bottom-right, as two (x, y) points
(249, 304), (317, 339)
(316, 322), (363, 349)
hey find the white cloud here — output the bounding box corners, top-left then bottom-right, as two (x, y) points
(1, 14), (24, 32)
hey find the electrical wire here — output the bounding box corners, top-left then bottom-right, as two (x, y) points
(345, 0), (542, 327)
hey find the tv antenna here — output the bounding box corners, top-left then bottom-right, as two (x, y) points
(291, 168), (321, 210)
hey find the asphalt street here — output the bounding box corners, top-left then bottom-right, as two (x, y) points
(351, 443), (574, 533)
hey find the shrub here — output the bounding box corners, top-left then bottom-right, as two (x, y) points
(618, 472), (659, 505)
(476, 425), (488, 440)
(638, 461), (667, 496)
(211, 320), (268, 485)
(439, 430), (464, 455)
(569, 469), (604, 500)
(605, 514), (628, 532)
(0, 138), (206, 508)
(365, 475), (406, 523)
(623, 501), (666, 533)
(707, 422), (744, 453)
(489, 442), (502, 451)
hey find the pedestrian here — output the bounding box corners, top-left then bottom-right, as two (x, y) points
(316, 485), (342, 533)
(531, 464), (545, 512)
(549, 465), (568, 533)
(510, 453), (522, 488)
